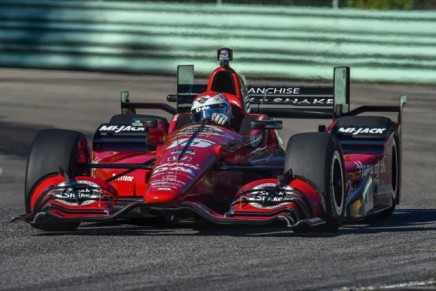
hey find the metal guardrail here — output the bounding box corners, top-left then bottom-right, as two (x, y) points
(0, 0), (435, 84)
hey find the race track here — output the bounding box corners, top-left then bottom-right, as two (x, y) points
(1, 69), (435, 290)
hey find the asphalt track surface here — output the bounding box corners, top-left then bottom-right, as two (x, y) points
(1, 69), (436, 290)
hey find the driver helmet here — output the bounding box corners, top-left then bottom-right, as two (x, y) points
(191, 91), (232, 124)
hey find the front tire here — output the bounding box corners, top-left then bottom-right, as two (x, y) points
(285, 133), (345, 232)
(25, 129), (90, 231)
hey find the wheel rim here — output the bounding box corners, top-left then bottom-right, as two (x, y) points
(331, 151), (344, 216)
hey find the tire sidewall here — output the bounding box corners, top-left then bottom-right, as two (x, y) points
(25, 129), (89, 213)
(325, 149), (345, 226)
(285, 133), (345, 232)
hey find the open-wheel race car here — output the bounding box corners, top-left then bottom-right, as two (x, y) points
(17, 48), (407, 232)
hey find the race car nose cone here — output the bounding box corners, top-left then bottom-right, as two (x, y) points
(144, 189), (178, 205)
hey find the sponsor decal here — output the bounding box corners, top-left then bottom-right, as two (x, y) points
(99, 125), (145, 133)
(196, 96), (208, 104)
(154, 165), (194, 175)
(214, 94), (226, 102)
(245, 183), (294, 209)
(248, 145), (267, 156)
(249, 97), (333, 105)
(171, 149), (195, 155)
(354, 161), (386, 175)
(154, 162), (200, 172)
(219, 50), (230, 61)
(263, 124), (277, 129)
(150, 179), (186, 190)
(248, 87), (301, 95)
(112, 174), (134, 182)
(149, 173), (188, 189)
(177, 125), (224, 136)
(338, 127), (387, 136)
(132, 119), (143, 127)
(168, 148), (195, 162)
(194, 105), (210, 113)
(50, 180), (102, 206)
(167, 138), (215, 149)
(195, 94), (226, 104)
(167, 155), (192, 162)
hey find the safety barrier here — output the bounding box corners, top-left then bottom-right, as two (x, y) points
(0, 0), (435, 83)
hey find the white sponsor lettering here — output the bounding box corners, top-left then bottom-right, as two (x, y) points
(246, 196), (286, 203)
(249, 97), (333, 105)
(154, 162), (200, 172)
(171, 149), (195, 155)
(248, 145), (267, 155)
(99, 125), (145, 133)
(51, 180), (102, 206)
(112, 174), (134, 182)
(167, 155), (192, 162)
(153, 166), (194, 175)
(195, 105), (210, 112)
(244, 183), (294, 209)
(150, 179), (186, 189)
(167, 138), (214, 149)
(338, 127), (387, 135)
(354, 160), (386, 175)
(178, 125), (223, 136)
(247, 87), (301, 95)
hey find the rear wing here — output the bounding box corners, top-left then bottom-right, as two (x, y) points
(247, 66), (351, 119)
(121, 65), (406, 123)
(166, 65), (352, 119)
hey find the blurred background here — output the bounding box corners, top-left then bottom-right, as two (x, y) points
(116, 0), (436, 9)
(0, 0), (435, 83)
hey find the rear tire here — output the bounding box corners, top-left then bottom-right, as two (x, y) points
(285, 133), (345, 232)
(25, 129), (90, 231)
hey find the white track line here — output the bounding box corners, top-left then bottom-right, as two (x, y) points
(338, 278), (436, 290)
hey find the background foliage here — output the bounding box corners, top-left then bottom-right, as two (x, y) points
(104, 0), (436, 10)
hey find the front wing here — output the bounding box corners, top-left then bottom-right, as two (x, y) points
(16, 174), (328, 231)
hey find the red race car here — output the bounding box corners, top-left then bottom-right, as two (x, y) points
(17, 48), (406, 232)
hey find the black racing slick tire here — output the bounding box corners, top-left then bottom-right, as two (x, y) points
(285, 133), (345, 232)
(25, 129), (90, 231)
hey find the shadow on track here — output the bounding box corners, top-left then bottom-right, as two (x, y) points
(30, 208), (436, 238)
(0, 120), (93, 158)
(339, 208), (436, 234)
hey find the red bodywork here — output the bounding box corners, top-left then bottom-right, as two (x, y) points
(23, 56), (403, 230)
